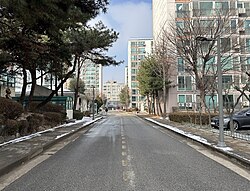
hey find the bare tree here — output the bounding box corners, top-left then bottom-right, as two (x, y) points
(154, 38), (176, 117)
(161, 8), (244, 113)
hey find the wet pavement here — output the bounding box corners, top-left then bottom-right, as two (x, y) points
(0, 114), (249, 178)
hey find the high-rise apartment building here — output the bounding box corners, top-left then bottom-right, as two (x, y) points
(128, 38), (153, 110)
(80, 59), (103, 98)
(124, 66), (128, 85)
(153, 0), (250, 112)
(103, 80), (124, 109)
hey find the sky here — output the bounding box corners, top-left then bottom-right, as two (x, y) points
(91, 0), (152, 83)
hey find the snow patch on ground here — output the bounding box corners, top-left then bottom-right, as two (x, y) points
(146, 118), (212, 146)
(0, 117), (101, 147)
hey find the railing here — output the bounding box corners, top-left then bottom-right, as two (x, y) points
(211, 128), (250, 141)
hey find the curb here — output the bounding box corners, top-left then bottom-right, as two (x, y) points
(0, 117), (103, 177)
(140, 116), (250, 170)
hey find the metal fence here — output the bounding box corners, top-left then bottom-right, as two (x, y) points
(211, 129), (250, 141)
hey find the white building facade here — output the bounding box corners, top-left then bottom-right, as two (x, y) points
(128, 38), (153, 110)
(153, 0), (250, 113)
(80, 59), (103, 99)
(103, 80), (125, 109)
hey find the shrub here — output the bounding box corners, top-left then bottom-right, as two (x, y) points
(0, 97), (23, 119)
(43, 112), (63, 126)
(73, 110), (84, 120)
(30, 102), (66, 122)
(17, 120), (29, 136)
(83, 111), (90, 117)
(27, 113), (44, 133)
(169, 112), (218, 125)
(4, 119), (19, 136)
(29, 102), (64, 113)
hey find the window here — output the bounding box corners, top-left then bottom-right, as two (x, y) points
(131, 69), (137, 74)
(131, 55), (137, 61)
(242, 57), (250, 71)
(177, 58), (184, 72)
(132, 96), (137, 102)
(131, 82), (138, 88)
(231, 19), (237, 33)
(222, 75), (232, 89)
(205, 95), (217, 109)
(131, 48), (136, 53)
(245, 20), (250, 35)
(200, 2), (213, 16)
(222, 56), (232, 70)
(132, 103), (137, 108)
(223, 95), (234, 108)
(131, 76), (136, 81)
(246, 39), (250, 53)
(178, 76), (192, 91)
(215, 2), (229, 13)
(131, 62), (138, 67)
(132, 89), (137, 95)
(205, 57), (215, 72)
(176, 3), (189, 18)
(178, 95), (185, 103)
(178, 76), (185, 90)
(221, 38), (231, 52)
(237, 2), (243, 8)
(138, 48), (145, 54)
(178, 94), (193, 108)
(176, 21), (184, 29)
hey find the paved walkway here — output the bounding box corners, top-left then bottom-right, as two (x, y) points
(0, 114), (249, 178)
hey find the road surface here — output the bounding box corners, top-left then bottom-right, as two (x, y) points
(1, 112), (249, 191)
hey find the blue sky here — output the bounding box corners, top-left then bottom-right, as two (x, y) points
(92, 0), (152, 83)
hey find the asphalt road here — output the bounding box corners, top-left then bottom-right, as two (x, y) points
(2, 113), (250, 191)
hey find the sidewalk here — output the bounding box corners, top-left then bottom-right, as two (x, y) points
(138, 114), (250, 170)
(0, 117), (102, 177)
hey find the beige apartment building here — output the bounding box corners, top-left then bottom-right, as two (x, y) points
(103, 80), (124, 109)
(153, 0), (250, 113)
(127, 38), (153, 110)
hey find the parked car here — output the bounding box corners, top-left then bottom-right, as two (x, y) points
(211, 108), (250, 130)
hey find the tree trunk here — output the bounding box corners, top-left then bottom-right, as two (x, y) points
(73, 60), (81, 110)
(27, 68), (37, 109)
(152, 93), (156, 115)
(36, 57), (77, 109)
(162, 64), (166, 117)
(19, 67), (28, 106)
(146, 94), (151, 114)
(199, 87), (206, 113)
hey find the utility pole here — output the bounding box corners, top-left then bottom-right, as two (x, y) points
(196, 36), (226, 147)
(92, 85), (95, 120)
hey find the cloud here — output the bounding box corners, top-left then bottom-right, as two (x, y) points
(90, 1), (152, 83)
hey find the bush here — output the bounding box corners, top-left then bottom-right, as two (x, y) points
(0, 97), (23, 119)
(29, 102), (64, 113)
(29, 102), (66, 122)
(43, 112), (63, 126)
(4, 119), (19, 136)
(169, 112), (218, 125)
(83, 111), (90, 117)
(27, 113), (44, 133)
(73, 110), (84, 120)
(17, 120), (29, 136)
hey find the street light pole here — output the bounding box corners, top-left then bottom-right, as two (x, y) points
(92, 85), (95, 120)
(196, 36), (226, 147)
(216, 36), (226, 147)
